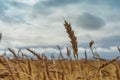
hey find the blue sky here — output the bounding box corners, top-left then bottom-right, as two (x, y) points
(0, 0), (120, 59)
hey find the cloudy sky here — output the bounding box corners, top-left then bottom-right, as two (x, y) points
(0, 0), (120, 59)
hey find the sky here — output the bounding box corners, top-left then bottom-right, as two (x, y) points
(0, 0), (120, 59)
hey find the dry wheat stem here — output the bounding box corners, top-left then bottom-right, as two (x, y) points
(26, 48), (42, 60)
(98, 56), (120, 71)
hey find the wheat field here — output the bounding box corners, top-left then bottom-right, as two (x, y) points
(0, 21), (120, 80)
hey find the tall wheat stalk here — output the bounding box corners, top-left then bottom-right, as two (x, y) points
(57, 45), (64, 59)
(64, 20), (78, 59)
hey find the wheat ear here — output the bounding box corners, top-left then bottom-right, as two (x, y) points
(64, 20), (78, 59)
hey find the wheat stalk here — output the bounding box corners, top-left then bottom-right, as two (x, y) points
(26, 48), (42, 60)
(84, 50), (88, 62)
(0, 33), (2, 43)
(66, 47), (71, 59)
(0, 56), (16, 80)
(117, 46), (120, 53)
(98, 56), (120, 71)
(28, 59), (32, 80)
(114, 64), (120, 80)
(44, 56), (52, 80)
(8, 48), (19, 60)
(64, 20), (78, 59)
(57, 45), (64, 59)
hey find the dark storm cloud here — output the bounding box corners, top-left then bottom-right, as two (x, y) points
(96, 35), (120, 48)
(77, 13), (105, 30)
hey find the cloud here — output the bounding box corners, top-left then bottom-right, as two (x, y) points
(32, 0), (120, 16)
(0, 0), (120, 60)
(15, 0), (38, 6)
(0, 0), (31, 24)
(77, 13), (105, 30)
(32, 0), (83, 16)
(37, 0), (81, 7)
(78, 35), (120, 49)
(96, 35), (120, 48)
(75, 0), (120, 9)
(0, 0), (30, 8)
(98, 0), (120, 9)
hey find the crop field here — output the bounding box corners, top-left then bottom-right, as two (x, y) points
(0, 21), (120, 80)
